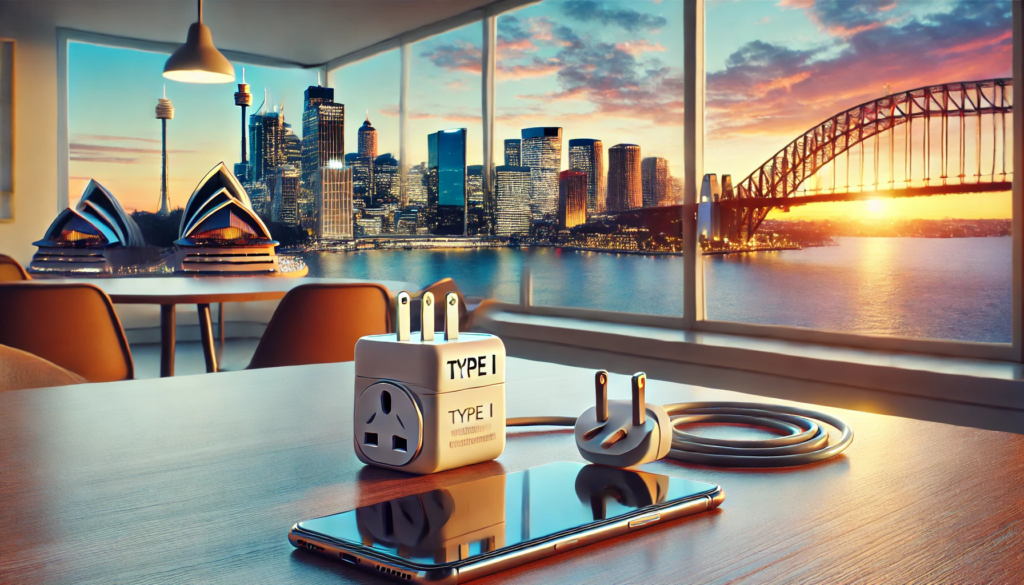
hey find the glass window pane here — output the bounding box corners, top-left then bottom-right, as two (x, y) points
(409, 21), (484, 236)
(67, 42), (316, 213)
(704, 0), (1014, 343)
(496, 0), (686, 316)
(328, 49), (400, 224)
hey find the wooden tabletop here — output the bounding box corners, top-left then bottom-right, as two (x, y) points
(24, 276), (411, 304)
(0, 358), (1020, 584)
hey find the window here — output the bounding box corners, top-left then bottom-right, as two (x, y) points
(495, 0), (686, 316)
(67, 41), (316, 215)
(410, 22), (484, 235)
(703, 0), (1014, 343)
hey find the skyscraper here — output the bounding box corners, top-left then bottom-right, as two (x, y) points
(272, 165), (300, 225)
(494, 165), (531, 237)
(607, 144), (642, 213)
(558, 170), (587, 230)
(568, 138), (604, 215)
(317, 162), (353, 241)
(346, 152), (375, 203)
(467, 165), (485, 235)
(358, 113), (378, 159)
(521, 127), (562, 221)
(301, 85), (344, 190)
(373, 153), (400, 204)
(154, 89), (173, 216)
(249, 109), (284, 183)
(405, 162), (428, 207)
(427, 129), (467, 236)
(282, 123), (302, 170)
(641, 157), (671, 207)
(504, 139), (521, 166)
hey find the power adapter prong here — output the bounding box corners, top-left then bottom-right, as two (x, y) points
(444, 292), (459, 341)
(632, 373), (646, 426)
(421, 292), (435, 342)
(396, 291), (411, 342)
(595, 370), (609, 423)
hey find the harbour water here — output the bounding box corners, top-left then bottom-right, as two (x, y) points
(302, 236), (1012, 343)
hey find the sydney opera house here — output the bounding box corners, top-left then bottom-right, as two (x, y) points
(29, 180), (151, 274)
(174, 163), (280, 274)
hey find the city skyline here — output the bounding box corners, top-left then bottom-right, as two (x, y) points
(68, 0), (1012, 224)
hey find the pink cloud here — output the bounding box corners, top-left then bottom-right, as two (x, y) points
(614, 40), (667, 56)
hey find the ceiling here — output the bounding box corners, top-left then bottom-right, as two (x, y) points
(3, 0), (505, 66)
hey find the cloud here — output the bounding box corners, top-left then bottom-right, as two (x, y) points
(707, 0), (1013, 140)
(74, 134), (161, 144)
(497, 57), (562, 80)
(377, 104), (480, 125)
(497, 14), (538, 55)
(778, 0), (896, 37)
(69, 141), (194, 164)
(614, 40), (667, 56)
(419, 41), (481, 74)
(560, 0), (667, 32)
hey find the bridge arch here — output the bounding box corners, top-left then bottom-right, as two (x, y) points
(728, 78), (1013, 240)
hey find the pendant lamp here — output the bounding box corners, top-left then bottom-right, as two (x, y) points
(163, 0), (235, 83)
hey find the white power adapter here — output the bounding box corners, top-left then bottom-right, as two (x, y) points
(353, 291), (506, 475)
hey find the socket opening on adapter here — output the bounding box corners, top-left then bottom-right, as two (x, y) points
(355, 382), (424, 467)
(393, 436), (408, 452)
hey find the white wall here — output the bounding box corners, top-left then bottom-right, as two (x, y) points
(0, 2), (59, 265)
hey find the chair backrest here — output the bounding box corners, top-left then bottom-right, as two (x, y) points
(247, 283), (392, 369)
(0, 255), (31, 282)
(416, 277), (468, 330)
(0, 344), (87, 392)
(0, 283), (134, 382)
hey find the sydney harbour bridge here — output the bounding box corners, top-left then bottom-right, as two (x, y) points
(697, 78), (1014, 243)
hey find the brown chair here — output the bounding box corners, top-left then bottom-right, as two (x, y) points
(413, 277), (469, 331)
(0, 344), (87, 391)
(0, 283), (134, 382)
(247, 283), (392, 369)
(0, 254), (31, 282)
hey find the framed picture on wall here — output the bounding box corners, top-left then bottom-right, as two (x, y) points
(0, 39), (13, 221)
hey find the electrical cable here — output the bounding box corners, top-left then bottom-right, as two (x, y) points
(507, 416), (578, 427)
(507, 401), (853, 468)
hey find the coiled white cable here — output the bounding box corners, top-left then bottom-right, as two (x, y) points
(508, 401), (853, 468)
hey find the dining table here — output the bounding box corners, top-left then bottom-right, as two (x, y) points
(31, 277), (409, 377)
(0, 357), (1021, 583)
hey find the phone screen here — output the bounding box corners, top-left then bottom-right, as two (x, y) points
(297, 461), (717, 567)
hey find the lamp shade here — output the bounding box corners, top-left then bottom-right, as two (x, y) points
(163, 21), (235, 83)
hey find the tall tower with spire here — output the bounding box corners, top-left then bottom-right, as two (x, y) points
(155, 86), (174, 216)
(358, 111), (378, 159)
(233, 68), (253, 182)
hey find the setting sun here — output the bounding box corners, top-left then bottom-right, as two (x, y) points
(865, 199), (886, 215)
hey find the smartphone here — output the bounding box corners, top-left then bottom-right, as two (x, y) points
(289, 461), (724, 584)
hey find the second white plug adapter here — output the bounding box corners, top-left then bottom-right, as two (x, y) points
(354, 291), (506, 475)
(574, 371), (672, 468)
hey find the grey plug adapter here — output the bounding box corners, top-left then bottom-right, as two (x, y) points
(353, 291), (506, 475)
(574, 371), (672, 468)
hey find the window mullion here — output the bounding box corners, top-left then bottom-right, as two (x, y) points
(482, 15), (496, 233)
(399, 43), (410, 206)
(683, 0), (706, 328)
